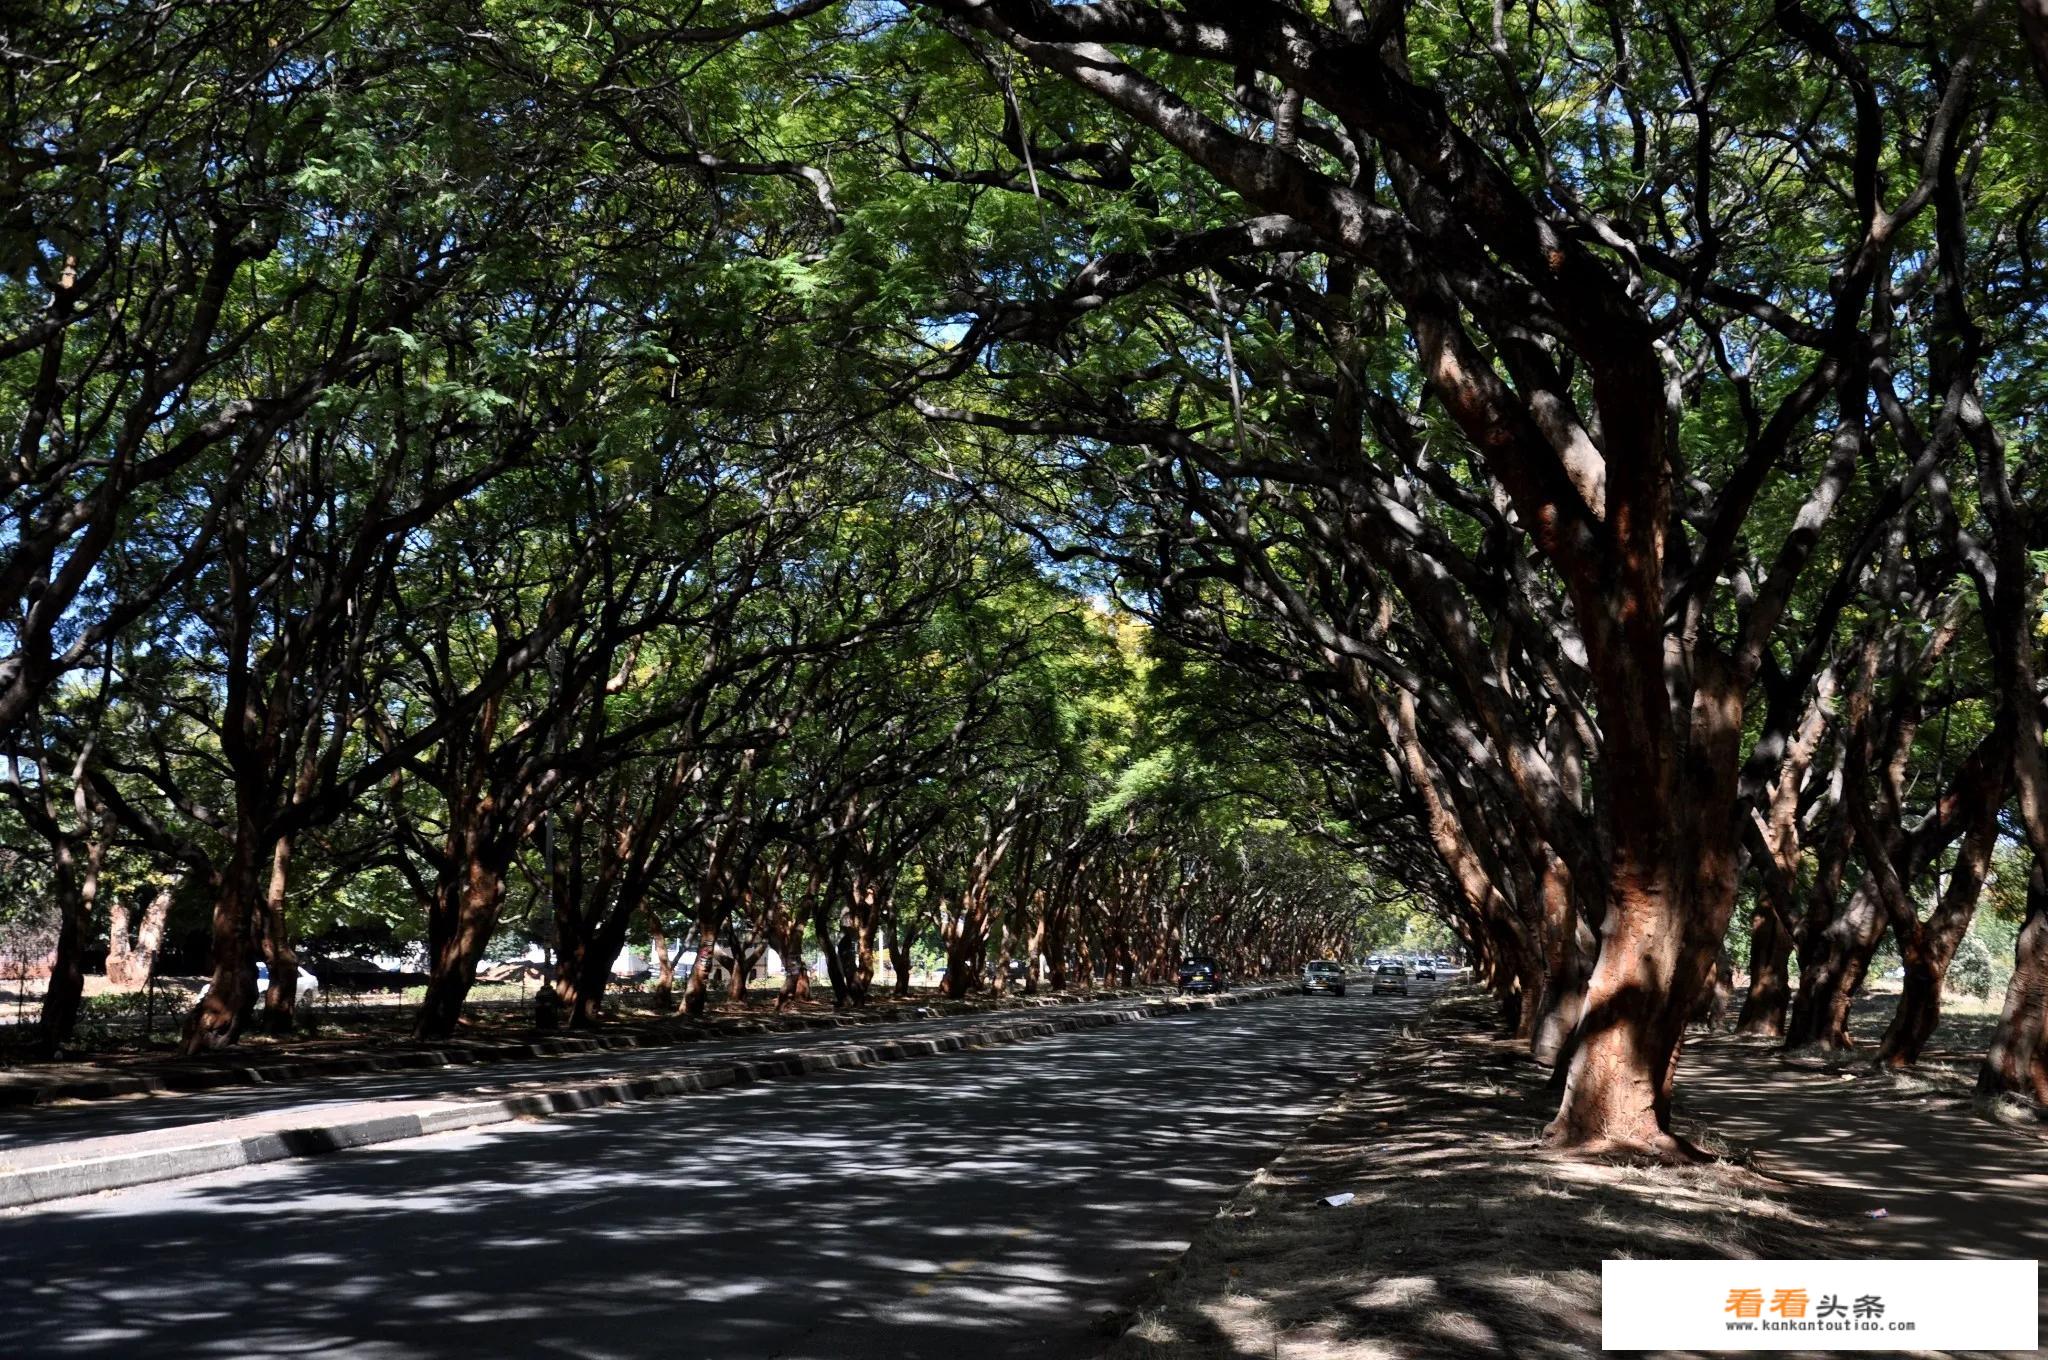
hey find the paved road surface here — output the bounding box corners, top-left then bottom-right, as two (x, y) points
(0, 997), (1231, 1158)
(0, 989), (1416, 1359)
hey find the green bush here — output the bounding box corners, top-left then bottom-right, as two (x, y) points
(66, 988), (166, 1049)
(1948, 931), (1996, 1000)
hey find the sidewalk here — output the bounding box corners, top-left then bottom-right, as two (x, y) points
(1, 983), (1294, 1209)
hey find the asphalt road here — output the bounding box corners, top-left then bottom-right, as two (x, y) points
(0, 996), (1235, 1157)
(0, 987), (1419, 1360)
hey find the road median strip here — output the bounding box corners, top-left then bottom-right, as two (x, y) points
(0, 984), (1292, 1210)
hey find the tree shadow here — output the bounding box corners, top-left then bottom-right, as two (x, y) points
(0, 994), (1395, 1359)
(1682, 1027), (2048, 1347)
(1108, 993), (1900, 1360)
(0, 998), (1194, 1157)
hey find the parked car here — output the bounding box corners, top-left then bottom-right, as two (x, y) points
(200, 963), (320, 1007)
(318, 955), (428, 992)
(256, 963), (319, 1004)
(1371, 963), (1409, 996)
(1177, 957), (1225, 994)
(1302, 959), (1347, 996)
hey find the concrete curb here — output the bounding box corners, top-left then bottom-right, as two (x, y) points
(0, 985), (1192, 1109)
(0, 984), (1294, 1210)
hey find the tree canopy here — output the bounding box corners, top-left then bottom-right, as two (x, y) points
(5, 0), (2048, 1157)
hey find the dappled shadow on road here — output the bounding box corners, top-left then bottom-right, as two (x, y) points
(0, 993), (1187, 1155)
(1110, 995), (1838, 1360)
(0, 994), (1398, 1360)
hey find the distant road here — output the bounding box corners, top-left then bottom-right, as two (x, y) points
(0, 988), (1418, 1359)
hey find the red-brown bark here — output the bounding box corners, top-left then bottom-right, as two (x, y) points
(184, 818), (265, 1053)
(1735, 907), (1791, 1038)
(106, 882), (174, 990)
(1979, 861), (2048, 1102)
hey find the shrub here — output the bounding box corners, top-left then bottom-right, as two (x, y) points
(1948, 931), (1996, 1000)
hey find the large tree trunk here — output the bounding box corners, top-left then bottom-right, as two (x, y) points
(1978, 861), (2048, 1103)
(811, 887), (851, 1009)
(1875, 778), (2001, 1068)
(1884, 942), (1941, 1071)
(184, 821), (265, 1053)
(1544, 662), (1744, 1159)
(1377, 686), (1553, 1051)
(941, 807), (1017, 998)
(35, 831), (101, 1058)
(1738, 673), (1834, 1039)
(940, 908), (978, 999)
(1786, 876), (1886, 1048)
(1735, 906), (1792, 1037)
(1821, 902), (1887, 1049)
(845, 862), (886, 1007)
(886, 911), (913, 997)
(648, 906), (676, 1009)
(1693, 947), (1734, 1029)
(681, 903), (724, 1018)
(725, 912), (754, 1006)
(256, 832), (301, 1034)
(566, 878), (653, 1029)
(1528, 856), (1589, 1066)
(1042, 893), (1069, 992)
(106, 882), (174, 990)
(414, 846), (512, 1040)
(1542, 856), (1691, 1154)
(776, 907), (810, 1010)
(1024, 902), (1047, 995)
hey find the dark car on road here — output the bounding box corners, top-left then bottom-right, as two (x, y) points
(1371, 963), (1409, 996)
(1177, 957), (1225, 994)
(1302, 960), (1347, 996)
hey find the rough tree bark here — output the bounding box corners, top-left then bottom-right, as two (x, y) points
(1736, 906), (1793, 1037)
(106, 881), (174, 990)
(183, 817), (265, 1053)
(256, 832), (303, 1034)
(415, 842), (514, 1040)
(1877, 793), (2000, 1068)
(1979, 861), (2048, 1102)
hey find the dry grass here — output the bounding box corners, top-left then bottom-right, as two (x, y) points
(1106, 995), (1841, 1360)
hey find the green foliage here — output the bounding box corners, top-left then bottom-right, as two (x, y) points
(1949, 930), (1998, 1001)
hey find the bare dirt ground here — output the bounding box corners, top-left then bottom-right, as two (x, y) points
(1108, 991), (2044, 1360)
(1680, 1023), (2048, 1346)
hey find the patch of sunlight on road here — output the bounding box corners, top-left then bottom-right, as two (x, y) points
(687, 1280), (776, 1303)
(66, 1332), (147, 1349)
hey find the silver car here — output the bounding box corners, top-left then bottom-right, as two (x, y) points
(1302, 960), (1347, 996)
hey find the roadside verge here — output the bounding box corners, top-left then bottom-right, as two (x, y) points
(1102, 991), (1844, 1359)
(0, 982), (1204, 1109)
(1, 984), (1292, 1211)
